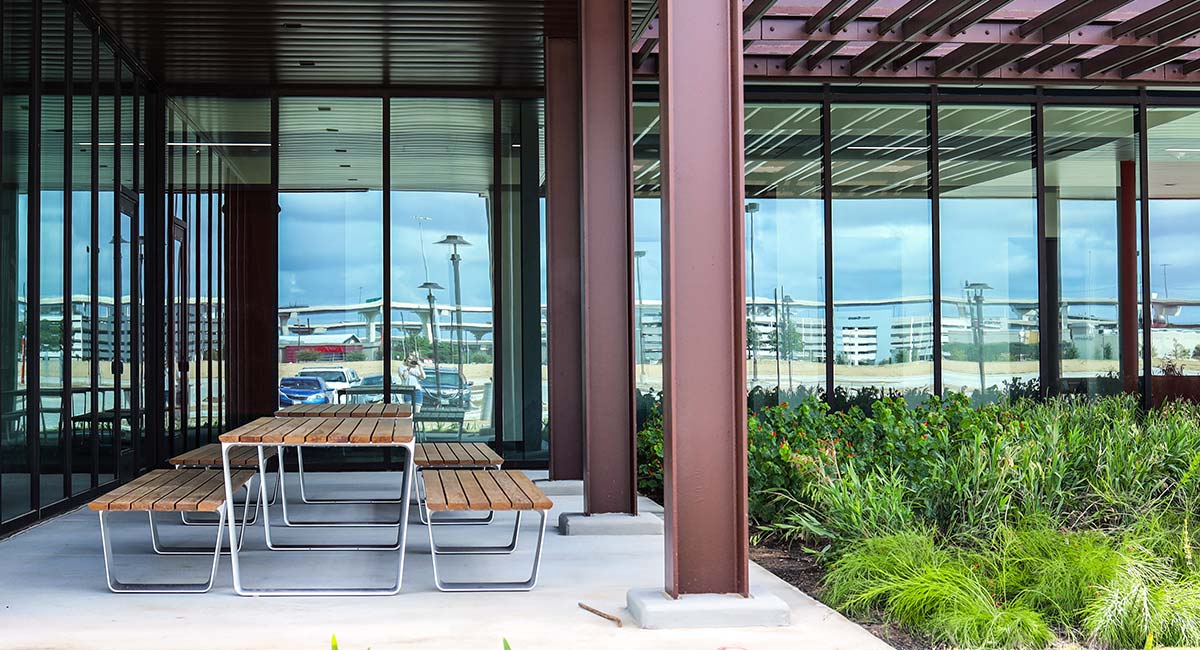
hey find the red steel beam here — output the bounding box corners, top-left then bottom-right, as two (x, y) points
(829, 0), (877, 34)
(580, 0), (638, 515)
(805, 0), (856, 33)
(1016, 43), (1094, 72)
(948, 0), (1015, 35)
(1017, 0), (1089, 38)
(877, 0), (937, 35)
(659, 0), (750, 597)
(1119, 45), (1195, 76)
(1111, 0), (1200, 38)
(1038, 0), (1138, 42)
(545, 32), (584, 482)
(972, 42), (1040, 75)
(743, 0), (779, 30)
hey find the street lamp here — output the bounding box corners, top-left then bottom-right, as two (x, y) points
(746, 202), (760, 383)
(964, 282), (993, 395)
(437, 234), (471, 394)
(420, 281), (445, 400)
(783, 293), (794, 391)
(634, 250), (647, 384)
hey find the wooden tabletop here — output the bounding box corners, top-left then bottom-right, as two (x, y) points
(220, 416), (415, 445)
(274, 403), (413, 418)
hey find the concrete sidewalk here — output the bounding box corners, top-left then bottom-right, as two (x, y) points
(0, 472), (893, 650)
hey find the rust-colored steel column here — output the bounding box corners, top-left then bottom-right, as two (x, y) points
(659, 0), (750, 597)
(580, 0), (638, 514)
(545, 24), (585, 481)
(1118, 160), (1139, 393)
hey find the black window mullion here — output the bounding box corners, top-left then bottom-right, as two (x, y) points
(61, 10), (73, 500)
(110, 53), (120, 482)
(130, 78), (141, 471)
(382, 97), (392, 404)
(821, 88), (834, 397)
(89, 28), (99, 488)
(27, 0), (42, 512)
(206, 147), (213, 444)
(929, 88), (943, 397)
(193, 135), (200, 447)
(1137, 95), (1153, 410)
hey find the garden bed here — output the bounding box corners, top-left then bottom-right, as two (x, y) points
(638, 390), (1200, 650)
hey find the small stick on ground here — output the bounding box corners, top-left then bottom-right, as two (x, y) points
(578, 602), (623, 627)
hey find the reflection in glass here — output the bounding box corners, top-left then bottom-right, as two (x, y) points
(744, 103), (824, 394)
(96, 45), (116, 485)
(1147, 108), (1200, 377)
(832, 104), (933, 394)
(938, 105), (1038, 400)
(70, 17), (93, 496)
(1044, 106), (1134, 394)
(2, 0), (33, 521)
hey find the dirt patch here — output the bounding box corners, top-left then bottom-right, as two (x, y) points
(750, 543), (935, 650)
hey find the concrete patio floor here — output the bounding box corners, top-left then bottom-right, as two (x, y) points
(0, 471), (893, 650)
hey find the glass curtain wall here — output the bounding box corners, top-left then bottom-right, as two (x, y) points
(389, 98), (496, 441)
(1147, 108), (1200, 378)
(831, 104), (934, 395)
(2, 0), (155, 530)
(938, 105), (1038, 399)
(1044, 106), (1136, 395)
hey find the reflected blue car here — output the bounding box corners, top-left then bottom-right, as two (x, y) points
(278, 376), (334, 406)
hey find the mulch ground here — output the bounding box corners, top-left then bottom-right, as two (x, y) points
(750, 543), (935, 650)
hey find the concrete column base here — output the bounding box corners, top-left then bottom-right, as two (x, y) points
(558, 512), (663, 536)
(626, 587), (792, 629)
(533, 479), (584, 496)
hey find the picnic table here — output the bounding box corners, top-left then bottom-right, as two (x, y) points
(218, 415), (415, 596)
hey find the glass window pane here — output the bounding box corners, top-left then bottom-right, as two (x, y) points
(69, 16), (92, 496)
(832, 103), (934, 396)
(938, 105), (1038, 401)
(279, 97), (384, 461)
(2, 0), (33, 522)
(39, 0), (67, 506)
(632, 103), (662, 394)
(389, 98), (494, 440)
(96, 44), (116, 485)
(745, 103), (824, 397)
(1147, 108), (1200, 380)
(1044, 106), (1135, 395)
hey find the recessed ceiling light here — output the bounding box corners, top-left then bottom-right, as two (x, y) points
(347, 178), (358, 182)
(284, 22), (303, 29)
(326, 128), (339, 132)
(335, 148), (347, 153)
(317, 106), (332, 112)
(511, 142), (522, 148)
(339, 164), (351, 168)
(299, 61), (316, 67)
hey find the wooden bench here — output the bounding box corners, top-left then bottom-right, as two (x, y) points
(422, 470), (553, 592)
(89, 468), (255, 593)
(414, 443), (504, 525)
(169, 443), (280, 523)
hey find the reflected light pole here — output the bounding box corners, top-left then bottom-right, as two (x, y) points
(437, 234), (471, 396)
(634, 250), (647, 385)
(420, 281), (445, 400)
(746, 202), (760, 383)
(783, 293), (794, 391)
(965, 282), (993, 395)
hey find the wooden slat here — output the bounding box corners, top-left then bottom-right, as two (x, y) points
(89, 470), (176, 510)
(423, 471), (449, 512)
(220, 416), (289, 443)
(325, 417), (359, 443)
(147, 470), (221, 511)
(131, 470), (204, 510)
(456, 470), (491, 510)
(197, 471), (256, 512)
(348, 418), (378, 443)
(437, 470), (470, 511)
(506, 470), (554, 510)
(414, 444), (430, 466)
(474, 471), (514, 511)
(264, 416), (320, 444)
(490, 470), (534, 510)
(302, 417), (342, 443)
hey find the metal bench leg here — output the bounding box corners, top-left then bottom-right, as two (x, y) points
(428, 511), (521, 555)
(150, 490), (254, 555)
(417, 468), (496, 526)
(294, 446), (406, 505)
(99, 508), (225, 594)
(225, 443), (415, 595)
(428, 510), (548, 592)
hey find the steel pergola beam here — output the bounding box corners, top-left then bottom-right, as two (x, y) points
(1036, 0), (1138, 42)
(935, 42), (1001, 75)
(1118, 45), (1195, 76)
(1157, 13), (1200, 43)
(1017, 0), (1089, 38)
(804, 0), (855, 33)
(828, 0), (876, 34)
(784, 40), (823, 70)
(1182, 57), (1200, 74)
(903, 0), (985, 37)
(805, 40), (848, 69)
(1080, 44), (1159, 76)
(972, 42), (1041, 76)
(947, 0), (1015, 35)
(1016, 43), (1094, 72)
(848, 40), (911, 73)
(876, 0), (937, 35)
(743, 0), (778, 30)
(631, 0), (658, 44)
(890, 41), (937, 69)
(1110, 0), (1200, 38)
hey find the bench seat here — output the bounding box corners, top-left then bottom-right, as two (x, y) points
(415, 442), (503, 469)
(170, 444), (275, 469)
(90, 468), (255, 513)
(422, 470), (552, 592)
